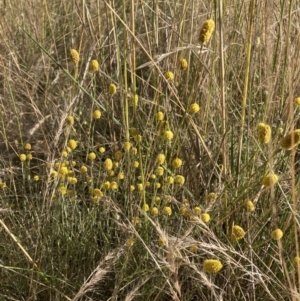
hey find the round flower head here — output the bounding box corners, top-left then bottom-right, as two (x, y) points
(193, 206), (201, 215)
(164, 130), (174, 141)
(174, 175), (185, 185)
(262, 173), (278, 187)
(88, 152), (96, 160)
(244, 199), (255, 212)
(127, 238), (135, 247)
(172, 158), (182, 169)
(155, 166), (164, 176)
(231, 225), (246, 242)
(163, 206), (172, 216)
(70, 49), (80, 65)
(293, 256), (300, 268)
(110, 181), (118, 190)
(201, 213), (210, 223)
(199, 19), (215, 44)
(80, 165), (88, 173)
(114, 151), (122, 161)
(179, 58), (188, 70)
(189, 103), (200, 114)
(131, 94), (138, 106)
(90, 59), (99, 72)
(203, 259), (223, 274)
(99, 146), (105, 153)
(142, 203), (149, 212)
(165, 71), (174, 81)
(20, 154), (27, 162)
(109, 84), (117, 95)
(166, 176), (174, 184)
(103, 158), (113, 171)
(26, 154), (33, 161)
(156, 153), (166, 165)
(257, 123), (271, 144)
(24, 143), (31, 150)
(151, 207), (159, 216)
(271, 228), (283, 240)
(294, 97), (300, 107)
(156, 111), (164, 121)
(134, 134), (142, 143)
(123, 142), (131, 151)
(280, 130), (300, 150)
(66, 116), (74, 126)
(33, 175), (39, 181)
(93, 110), (101, 119)
(206, 192), (217, 202)
(189, 244), (198, 253)
(68, 139), (78, 150)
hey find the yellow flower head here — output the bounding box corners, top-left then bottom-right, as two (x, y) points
(110, 181), (118, 190)
(93, 189), (103, 197)
(134, 135), (142, 143)
(68, 139), (78, 150)
(156, 153), (166, 165)
(294, 97), (300, 107)
(165, 71), (174, 81)
(201, 213), (210, 223)
(193, 206), (201, 215)
(131, 94), (138, 106)
(257, 123), (271, 144)
(179, 58), (188, 70)
(26, 154), (33, 161)
(189, 103), (200, 114)
(112, 151), (121, 162)
(130, 147), (138, 155)
(231, 225), (246, 242)
(90, 59), (99, 72)
(142, 203), (149, 212)
(19, 154), (27, 162)
(102, 181), (111, 190)
(59, 186), (67, 195)
(174, 175), (185, 185)
(203, 259), (223, 274)
(127, 238), (135, 247)
(151, 207), (159, 216)
(93, 110), (101, 119)
(88, 152), (96, 160)
(103, 158), (113, 171)
(118, 172), (124, 180)
(155, 166), (164, 176)
(156, 111), (164, 121)
(109, 83), (117, 95)
(163, 206), (172, 216)
(244, 199), (255, 212)
(99, 146), (106, 153)
(189, 244), (198, 253)
(206, 192), (217, 202)
(123, 142), (131, 151)
(66, 116), (74, 126)
(271, 228), (283, 240)
(80, 165), (88, 173)
(280, 130), (300, 150)
(199, 19), (215, 44)
(172, 158), (182, 169)
(70, 49), (80, 65)
(166, 176), (174, 184)
(293, 256), (300, 268)
(262, 173), (278, 187)
(24, 143), (31, 150)
(164, 130), (174, 141)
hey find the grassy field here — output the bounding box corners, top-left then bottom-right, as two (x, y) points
(1, 0), (300, 300)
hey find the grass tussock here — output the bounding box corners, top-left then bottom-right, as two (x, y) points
(1, 0), (300, 300)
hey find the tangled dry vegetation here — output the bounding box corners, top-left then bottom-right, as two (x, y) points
(1, 0), (300, 300)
